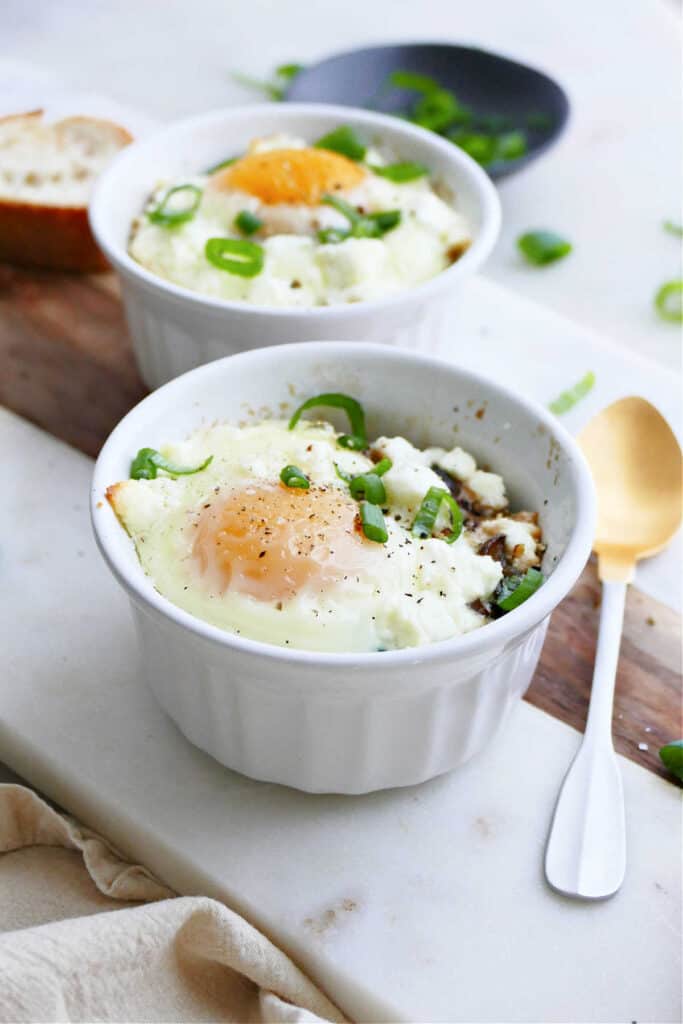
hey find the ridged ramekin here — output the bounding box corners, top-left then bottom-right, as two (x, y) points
(91, 343), (595, 793)
(88, 104), (500, 389)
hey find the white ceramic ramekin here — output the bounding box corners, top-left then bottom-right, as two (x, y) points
(89, 104), (500, 389)
(91, 342), (595, 794)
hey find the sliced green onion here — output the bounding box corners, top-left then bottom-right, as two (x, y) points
(234, 209), (263, 235)
(495, 130), (527, 161)
(321, 194), (401, 239)
(288, 392), (367, 451)
(317, 226), (351, 245)
(372, 457), (392, 476)
(496, 568), (544, 611)
(518, 230), (572, 265)
(280, 464), (310, 489)
(130, 447), (213, 481)
(548, 371), (596, 415)
(334, 462), (353, 484)
(350, 472), (386, 505)
(206, 156), (238, 174)
(314, 125), (366, 161)
(659, 740), (683, 781)
(388, 70), (441, 94)
(275, 63), (304, 83)
(205, 237), (264, 277)
(231, 71), (284, 101)
(411, 486), (463, 544)
(412, 89), (461, 132)
(368, 161), (429, 182)
(663, 220), (683, 238)
(359, 501), (388, 543)
(654, 280), (683, 323)
(450, 132), (498, 167)
(526, 111), (553, 130)
(147, 185), (202, 227)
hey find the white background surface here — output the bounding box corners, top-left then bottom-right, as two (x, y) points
(4, 0), (682, 370)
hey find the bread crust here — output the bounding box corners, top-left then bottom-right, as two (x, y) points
(0, 110), (132, 273)
(0, 199), (109, 272)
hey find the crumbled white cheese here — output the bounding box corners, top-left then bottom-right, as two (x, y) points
(436, 446), (477, 480)
(468, 470), (507, 510)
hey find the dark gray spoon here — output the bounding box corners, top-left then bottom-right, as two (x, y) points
(285, 43), (569, 180)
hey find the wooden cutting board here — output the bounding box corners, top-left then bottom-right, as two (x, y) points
(1, 261), (680, 782)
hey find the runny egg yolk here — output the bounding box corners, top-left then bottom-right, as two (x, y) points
(191, 483), (376, 602)
(212, 148), (366, 206)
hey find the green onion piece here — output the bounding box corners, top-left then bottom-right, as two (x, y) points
(475, 113), (513, 133)
(526, 112), (553, 130)
(334, 462), (352, 484)
(548, 371), (596, 415)
(449, 132), (498, 167)
(314, 125), (366, 161)
(206, 156), (238, 174)
(359, 500), (388, 543)
(496, 568), (544, 611)
(495, 130), (527, 161)
(411, 486), (463, 544)
(368, 161), (429, 182)
(663, 220), (683, 237)
(321, 195), (401, 239)
(412, 89), (461, 132)
(288, 392), (367, 450)
(130, 447), (213, 481)
(317, 226), (351, 244)
(205, 237), (264, 277)
(350, 472), (386, 505)
(280, 464), (310, 489)
(388, 70), (440, 94)
(659, 740), (683, 782)
(518, 230), (572, 265)
(372, 457), (392, 476)
(234, 209), (263, 235)
(147, 184), (202, 227)
(275, 63), (304, 83)
(654, 280), (683, 323)
(231, 71), (284, 101)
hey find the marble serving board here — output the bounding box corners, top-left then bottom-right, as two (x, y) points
(1, 401), (681, 1023)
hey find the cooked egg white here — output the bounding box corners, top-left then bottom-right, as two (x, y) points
(128, 132), (471, 308)
(107, 419), (543, 653)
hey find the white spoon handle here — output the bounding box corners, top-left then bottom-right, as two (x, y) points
(544, 580), (627, 899)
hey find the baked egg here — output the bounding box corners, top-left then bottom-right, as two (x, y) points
(107, 394), (544, 653)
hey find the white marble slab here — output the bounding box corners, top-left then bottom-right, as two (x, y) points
(2, 283), (681, 1020)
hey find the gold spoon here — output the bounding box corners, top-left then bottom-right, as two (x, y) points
(545, 397), (682, 899)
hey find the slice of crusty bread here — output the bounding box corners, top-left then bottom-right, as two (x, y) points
(0, 110), (132, 272)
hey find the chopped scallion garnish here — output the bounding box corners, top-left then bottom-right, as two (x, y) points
(548, 372), (595, 415)
(368, 161), (428, 182)
(206, 156), (238, 174)
(234, 209), (263, 235)
(280, 464), (310, 489)
(359, 500), (388, 543)
(314, 125), (366, 161)
(147, 185), (202, 227)
(130, 448), (213, 481)
(334, 463), (353, 484)
(663, 220), (683, 238)
(388, 70), (440, 94)
(205, 237), (264, 277)
(654, 280), (683, 323)
(659, 740), (683, 781)
(372, 457), (392, 476)
(350, 472), (386, 505)
(288, 393), (367, 450)
(495, 568), (543, 611)
(321, 194), (401, 241)
(518, 230), (572, 265)
(411, 486), (463, 544)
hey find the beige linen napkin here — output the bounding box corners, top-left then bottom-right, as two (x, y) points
(0, 784), (345, 1023)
